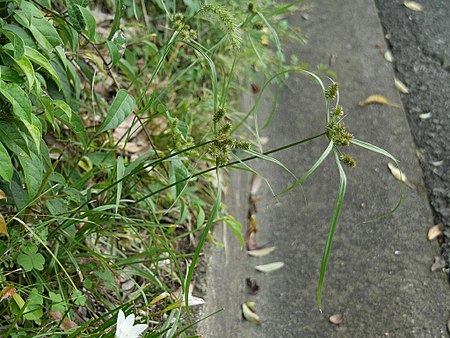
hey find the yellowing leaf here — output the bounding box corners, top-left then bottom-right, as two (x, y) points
(359, 95), (401, 109)
(387, 163), (414, 189)
(0, 213), (8, 237)
(427, 224), (442, 241)
(261, 35), (269, 46)
(404, 1), (423, 12)
(247, 246), (276, 257)
(419, 112), (432, 119)
(394, 77), (409, 94)
(0, 189), (6, 200)
(242, 302), (261, 324)
(255, 261), (284, 273)
(150, 292), (170, 305)
(0, 287), (16, 301)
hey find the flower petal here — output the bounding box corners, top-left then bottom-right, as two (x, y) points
(128, 323), (148, 337)
(122, 313), (135, 332)
(117, 310), (125, 328)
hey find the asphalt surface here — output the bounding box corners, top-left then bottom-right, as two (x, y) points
(374, 0), (450, 276)
(198, 0), (450, 337)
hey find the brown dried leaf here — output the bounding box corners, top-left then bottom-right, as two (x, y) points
(245, 278), (260, 295)
(49, 311), (78, 330)
(329, 313), (344, 325)
(431, 256), (446, 272)
(0, 287), (16, 301)
(387, 163), (415, 189)
(427, 224), (443, 241)
(246, 215), (261, 251)
(0, 213), (8, 237)
(404, 1), (423, 12)
(0, 189), (6, 200)
(359, 95), (401, 109)
(251, 83), (261, 94)
(242, 302), (261, 324)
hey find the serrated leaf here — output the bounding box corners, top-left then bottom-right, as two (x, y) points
(358, 95), (401, 109)
(0, 142), (13, 182)
(0, 213), (8, 237)
(247, 246), (276, 257)
(404, 1), (423, 12)
(97, 89), (136, 134)
(78, 5), (97, 40)
(255, 261), (285, 273)
(387, 162), (414, 189)
(24, 46), (61, 89)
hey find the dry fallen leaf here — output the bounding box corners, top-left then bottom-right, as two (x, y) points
(242, 302), (261, 324)
(247, 246), (276, 257)
(150, 292), (170, 305)
(359, 95), (401, 109)
(255, 261), (285, 273)
(0, 287), (16, 301)
(384, 50), (394, 62)
(419, 112), (432, 119)
(251, 83), (261, 94)
(49, 311), (78, 330)
(246, 278), (260, 295)
(0, 189), (6, 200)
(394, 77), (409, 94)
(0, 213), (8, 237)
(387, 163), (415, 189)
(261, 35), (269, 46)
(404, 1), (424, 12)
(246, 215), (260, 251)
(427, 224), (443, 241)
(329, 313), (344, 325)
(431, 256), (446, 272)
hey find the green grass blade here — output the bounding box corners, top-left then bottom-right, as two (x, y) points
(115, 155), (124, 213)
(352, 138), (399, 164)
(278, 140), (333, 197)
(243, 148), (297, 181)
(317, 149), (347, 308)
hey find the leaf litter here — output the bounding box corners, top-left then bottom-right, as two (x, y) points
(329, 313), (344, 325)
(427, 224), (442, 241)
(247, 246), (276, 257)
(359, 95), (401, 109)
(387, 163), (415, 189)
(242, 302), (261, 324)
(255, 261), (285, 273)
(404, 1), (424, 12)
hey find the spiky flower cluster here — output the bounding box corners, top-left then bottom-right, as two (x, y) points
(325, 82), (338, 100)
(334, 105), (344, 120)
(209, 109), (250, 165)
(200, 4), (241, 50)
(173, 13), (197, 42)
(339, 154), (356, 168)
(327, 120), (353, 146)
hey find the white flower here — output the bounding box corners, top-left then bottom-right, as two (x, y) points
(115, 310), (148, 338)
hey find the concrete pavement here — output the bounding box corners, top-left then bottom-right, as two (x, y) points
(198, 0), (450, 336)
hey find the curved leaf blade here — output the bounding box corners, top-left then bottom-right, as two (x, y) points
(97, 89), (136, 134)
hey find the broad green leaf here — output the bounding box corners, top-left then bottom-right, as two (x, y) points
(0, 29), (25, 59)
(78, 5), (97, 40)
(17, 244), (45, 272)
(49, 292), (66, 313)
(0, 121), (31, 156)
(53, 100), (88, 147)
(10, 180), (29, 210)
(71, 289), (86, 306)
(106, 40), (120, 67)
(55, 46), (69, 71)
(23, 288), (43, 323)
(1, 23), (36, 49)
(65, 0), (85, 31)
(13, 56), (35, 91)
(108, 0), (124, 40)
(0, 82), (32, 124)
(24, 46), (61, 89)
(115, 155), (124, 213)
(97, 89), (136, 134)
(172, 157), (189, 198)
(18, 150), (43, 199)
(0, 142), (13, 182)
